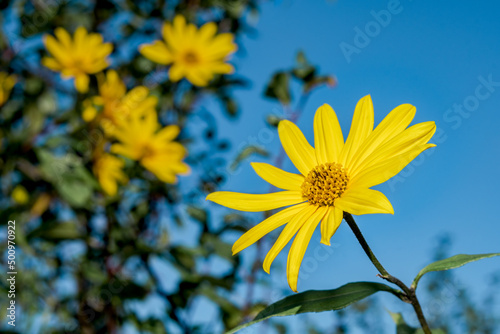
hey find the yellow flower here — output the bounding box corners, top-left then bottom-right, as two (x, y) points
(0, 72), (16, 106)
(207, 95), (436, 292)
(12, 185), (29, 204)
(82, 70), (158, 137)
(93, 153), (128, 196)
(140, 15), (237, 87)
(111, 109), (190, 183)
(42, 27), (113, 93)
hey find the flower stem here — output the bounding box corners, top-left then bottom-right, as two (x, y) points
(343, 213), (431, 334)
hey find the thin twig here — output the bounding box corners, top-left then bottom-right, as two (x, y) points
(343, 213), (431, 334)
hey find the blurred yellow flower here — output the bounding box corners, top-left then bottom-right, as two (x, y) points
(12, 185), (29, 204)
(0, 72), (16, 106)
(42, 27), (113, 93)
(111, 109), (190, 183)
(207, 95), (436, 292)
(30, 193), (52, 217)
(93, 153), (128, 196)
(140, 15), (237, 86)
(82, 70), (158, 137)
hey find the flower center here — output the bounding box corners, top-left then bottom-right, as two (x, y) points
(301, 163), (349, 206)
(183, 51), (200, 65)
(140, 143), (156, 160)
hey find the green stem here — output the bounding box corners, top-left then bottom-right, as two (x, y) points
(343, 213), (431, 334)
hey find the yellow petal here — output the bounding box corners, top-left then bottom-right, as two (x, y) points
(74, 74), (89, 93)
(54, 27), (72, 48)
(111, 143), (142, 160)
(313, 103), (344, 164)
(143, 161), (178, 183)
(232, 203), (309, 255)
(339, 95), (374, 167)
(287, 206), (328, 292)
(169, 64), (186, 82)
(162, 22), (181, 51)
(359, 121), (436, 171)
(348, 103), (416, 175)
(139, 108), (159, 134)
(82, 106), (97, 122)
(185, 69), (210, 86)
(262, 204), (317, 274)
(140, 41), (172, 65)
(172, 15), (187, 35)
(73, 26), (88, 54)
(209, 62), (234, 75)
(93, 42), (113, 59)
(41, 57), (62, 71)
(100, 176), (118, 196)
(206, 191), (305, 212)
(156, 125), (180, 141)
(44, 34), (69, 63)
(251, 162), (304, 190)
(349, 144), (435, 189)
(197, 21), (218, 43)
(335, 189), (394, 215)
(278, 120), (317, 176)
(320, 206), (343, 246)
(205, 33), (237, 60)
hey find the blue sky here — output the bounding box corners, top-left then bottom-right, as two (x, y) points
(205, 0), (500, 331)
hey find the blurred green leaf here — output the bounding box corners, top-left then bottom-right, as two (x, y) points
(292, 50), (316, 82)
(226, 282), (402, 334)
(187, 205), (208, 224)
(36, 149), (97, 207)
(200, 285), (242, 329)
(230, 145), (269, 171)
(265, 114), (283, 128)
(201, 233), (234, 264)
(264, 71), (291, 105)
(28, 222), (82, 241)
(389, 311), (446, 334)
(412, 253), (500, 289)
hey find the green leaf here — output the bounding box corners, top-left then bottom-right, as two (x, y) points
(389, 311), (419, 334)
(225, 282), (402, 334)
(186, 205), (208, 224)
(389, 311), (446, 334)
(264, 71), (291, 105)
(265, 114), (283, 128)
(229, 145), (269, 171)
(36, 149), (97, 207)
(28, 222), (82, 241)
(412, 253), (500, 289)
(292, 50), (316, 82)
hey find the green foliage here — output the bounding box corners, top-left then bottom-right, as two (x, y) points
(230, 145), (269, 171)
(389, 311), (445, 334)
(1, 0), (266, 332)
(264, 50), (336, 106)
(412, 253), (500, 289)
(226, 282), (402, 333)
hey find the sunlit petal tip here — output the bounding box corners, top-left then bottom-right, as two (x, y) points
(263, 265), (271, 275)
(231, 246), (240, 256)
(320, 239), (331, 246)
